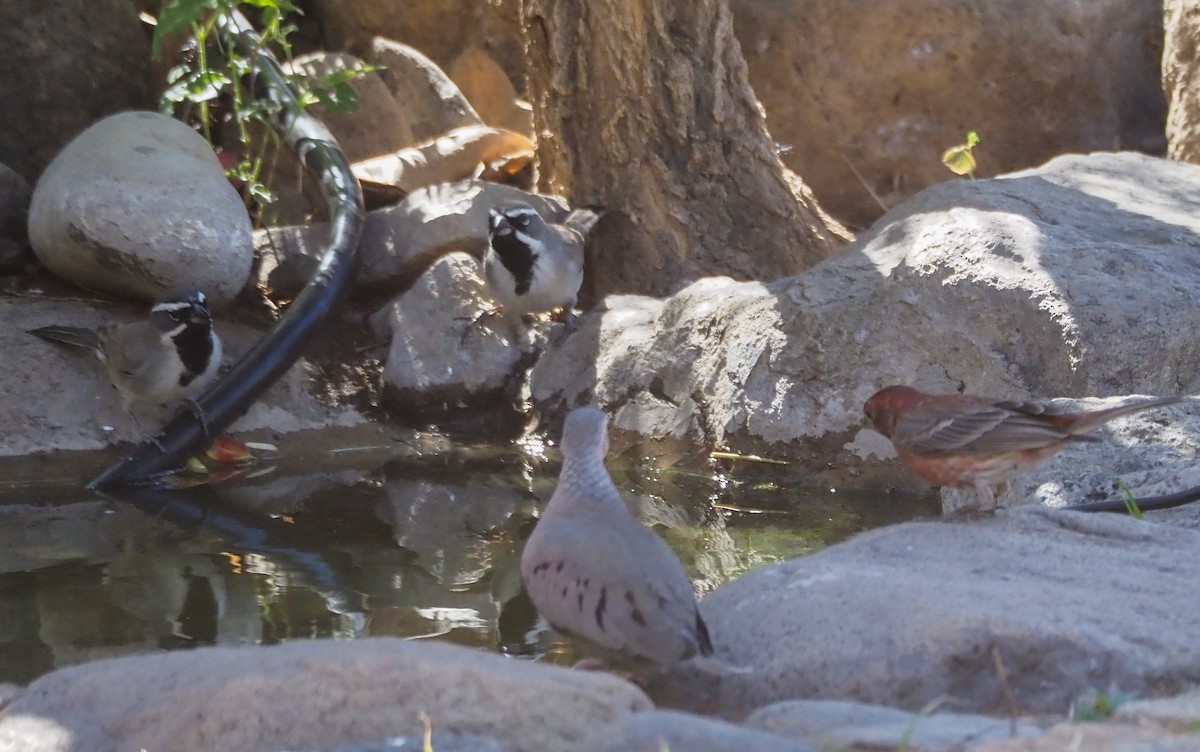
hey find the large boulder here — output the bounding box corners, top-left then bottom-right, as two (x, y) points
(653, 508), (1200, 718)
(27, 112), (253, 306)
(531, 151), (1200, 503)
(0, 0), (153, 182)
(0, 163), (31, 271)
(733, 0), (1167, 229)
(311, 0), (525, 91)
(0, 638), (651, 752)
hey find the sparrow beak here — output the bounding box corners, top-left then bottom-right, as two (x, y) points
(489, 210), (512, 236)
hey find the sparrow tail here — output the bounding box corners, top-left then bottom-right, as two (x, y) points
(563, 206), (606, 237)
(28, 325), (101, 352)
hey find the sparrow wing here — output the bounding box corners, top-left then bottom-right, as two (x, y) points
(99, 323), (175, 401)
(896, 403), (1083, 455)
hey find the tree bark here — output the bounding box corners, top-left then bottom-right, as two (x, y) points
(520, 0), (851, 300)
(1165, 0), (1200, 163)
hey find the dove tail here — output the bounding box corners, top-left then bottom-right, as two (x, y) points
(695, 611), (714, 657)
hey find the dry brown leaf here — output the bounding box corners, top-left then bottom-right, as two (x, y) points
(352, 125), (535, 195)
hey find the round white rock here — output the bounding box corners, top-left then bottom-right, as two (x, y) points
(28, 110), (252, 306)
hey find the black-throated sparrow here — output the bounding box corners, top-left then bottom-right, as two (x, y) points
(29, 288), (222, 421)
(482, 200), (603, 340)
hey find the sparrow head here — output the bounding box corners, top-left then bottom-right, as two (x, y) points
(150, 288), (212, 335)
(489, 201), (547, 242)
(863, 385), (926, 437)
(560, 405), (610, 461)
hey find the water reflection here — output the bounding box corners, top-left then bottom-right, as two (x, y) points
(0, 448), (936, 684)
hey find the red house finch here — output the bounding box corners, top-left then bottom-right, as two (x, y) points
(863, 385), (1186, 510)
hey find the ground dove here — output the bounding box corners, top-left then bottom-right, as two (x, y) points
(521, 405), (713, 668)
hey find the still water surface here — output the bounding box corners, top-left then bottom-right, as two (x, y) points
(0, 439), (935, 685)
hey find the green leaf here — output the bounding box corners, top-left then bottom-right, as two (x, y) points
(942, 130), (981, 177)
(152, 0), (215, 59)
(312, 80), (359, 114)
(249, 182), (277, 205)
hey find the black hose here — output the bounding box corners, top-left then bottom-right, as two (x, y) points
(89, 10), (365, 489)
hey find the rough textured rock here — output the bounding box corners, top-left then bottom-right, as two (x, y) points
(258, 180), (568, 297)
(0, 0), (153, 182)
(531, 152), (1200, 500)
(448, 46), (533, 136)
(1165, 0), (1200, 162)
(651, 508), (1200, 718)
(0, 164), (31, 271)
(369, 253), (525, 423)
(574, 710), (818, 752)
(0, 291), (365, 455)
(312, 0), (525, 87)
(274, 734), (502, 752)
(0, 638), (651, 752)
(273, 734), (503, 752)
(746, 699), (1041, 751)
(287, 52), (415, 158)
(972, 723), (1200, 752)
(734, 0), (1167, 229)
(27, 112), (253, 306)
(367, 38), (483, 144)
(1115, 687), (1200, 732)
(521, 0), (850, 302)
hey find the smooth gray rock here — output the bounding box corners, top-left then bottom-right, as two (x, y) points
(649, 508), (1200, 718)
(0, 638), (650, 752)
(531, 151), (1200, 504)
(27, 111), (252, 306)
(368, 38), (483, 143)
(369, 252), (525, 423)
(573, 710), (818, 752)
(747, 699), (1042, 751)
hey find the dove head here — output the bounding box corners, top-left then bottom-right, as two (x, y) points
(560, 406), (611, 462)
(863, 385), (927, 438)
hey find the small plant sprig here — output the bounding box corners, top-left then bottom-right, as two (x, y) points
(1116, 480), (1144, 520)
(1073, 688), (1136, 721)
(152, 0), (376, 215)
(942, 130), (981, 179)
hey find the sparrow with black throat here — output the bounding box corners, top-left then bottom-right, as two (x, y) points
(29, 288), (223, 430)
(479, 200), (604, 342)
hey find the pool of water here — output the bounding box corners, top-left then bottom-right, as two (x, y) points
(0, 438), (936, 685)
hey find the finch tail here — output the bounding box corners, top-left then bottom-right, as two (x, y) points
(1061, 395), (1188, 435)
(28, 325), (101, 352)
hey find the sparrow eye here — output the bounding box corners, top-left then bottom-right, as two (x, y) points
(511, 214), (528, 228)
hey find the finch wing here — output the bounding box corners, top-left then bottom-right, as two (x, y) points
(897, 404), (1082, 455)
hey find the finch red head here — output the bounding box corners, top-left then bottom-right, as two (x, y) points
(863, 385), (1186, 511)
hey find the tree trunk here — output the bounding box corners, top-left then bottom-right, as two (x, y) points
(1165, 0), (1200, 163)
(520, 0), (851, 301)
